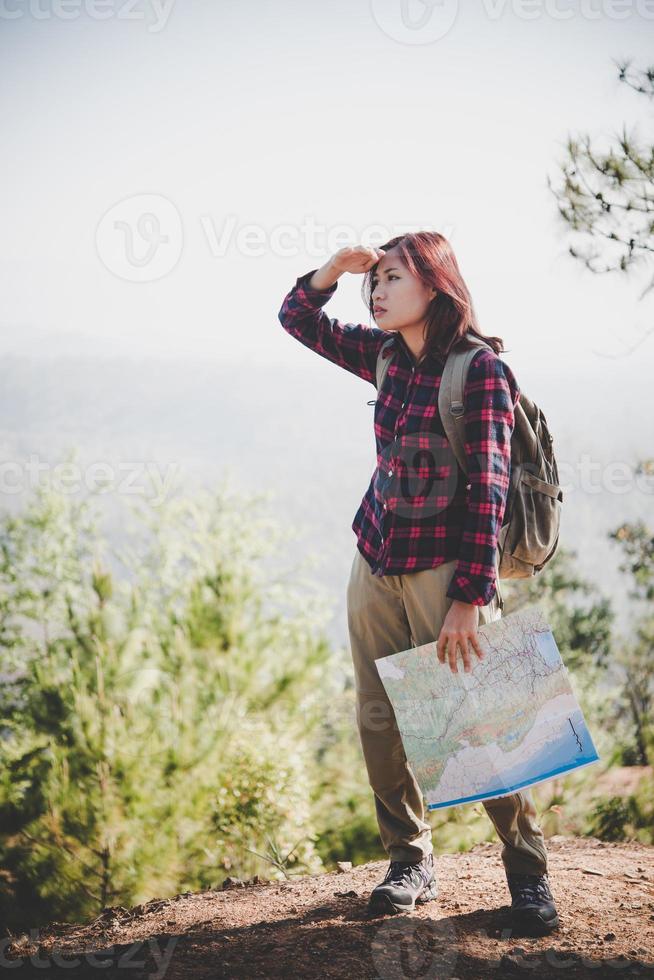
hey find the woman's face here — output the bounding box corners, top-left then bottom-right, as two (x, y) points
(370, 249), (436, 333)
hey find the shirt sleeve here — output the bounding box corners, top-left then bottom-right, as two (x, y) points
(278, 269), (387, 385)
(445, 348), (521, 606)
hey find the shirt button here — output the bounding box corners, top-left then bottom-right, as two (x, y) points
(383, 503), (387, 510)
(388, 469), (393, 477)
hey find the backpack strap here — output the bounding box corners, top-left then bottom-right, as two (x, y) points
(438, 337), (494, 474)
(376, 337), (397, 390)
(369, 337), (494, 461)
(367, 337), (397, 405)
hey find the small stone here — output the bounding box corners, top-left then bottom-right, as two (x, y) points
(222, 876), (246, 890)
(604, 932), (616, 941)
(500, 952), (531, 969)
(336, 861), (352, 872)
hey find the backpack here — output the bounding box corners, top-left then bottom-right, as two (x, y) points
(368, 335), (563, 581)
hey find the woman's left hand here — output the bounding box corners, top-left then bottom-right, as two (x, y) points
(436, 600), (485, 674)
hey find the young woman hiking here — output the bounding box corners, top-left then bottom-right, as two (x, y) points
(278, 232), (559, 935)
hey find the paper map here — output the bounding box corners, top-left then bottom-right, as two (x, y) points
(375, 604), (600, 810)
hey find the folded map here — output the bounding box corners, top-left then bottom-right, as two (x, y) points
(374, 604), (600, 809)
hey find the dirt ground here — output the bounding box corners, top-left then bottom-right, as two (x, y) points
(4, 836), (654, 979)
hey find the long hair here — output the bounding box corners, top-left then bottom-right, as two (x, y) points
(361, 231), (506, 359)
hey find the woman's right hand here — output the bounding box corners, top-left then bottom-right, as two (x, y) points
(331, 245), (386, 275)
(309, 245), (385, 291)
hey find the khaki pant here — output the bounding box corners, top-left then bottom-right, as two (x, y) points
(346, 547), (549, 876)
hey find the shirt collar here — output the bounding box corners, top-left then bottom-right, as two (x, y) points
(392, 332), (442, 367)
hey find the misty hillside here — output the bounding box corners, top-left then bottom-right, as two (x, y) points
(0, 348), (650, 646)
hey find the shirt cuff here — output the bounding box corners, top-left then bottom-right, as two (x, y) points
(296, 269), (339, 298)
(446, 574), (497, 607)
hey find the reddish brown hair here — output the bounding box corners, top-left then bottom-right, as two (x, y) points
(361, 231), (506, 359)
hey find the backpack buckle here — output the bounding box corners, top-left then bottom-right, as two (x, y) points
(450, 401), (464, 417)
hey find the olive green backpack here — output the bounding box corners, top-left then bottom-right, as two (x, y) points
(369, 336), (563, 586)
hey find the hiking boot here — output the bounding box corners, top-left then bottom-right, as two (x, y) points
(506, 872), (560, 935)
(368, 852), (438, 915)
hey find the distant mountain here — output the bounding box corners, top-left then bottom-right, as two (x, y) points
(0, 351), (650, 648)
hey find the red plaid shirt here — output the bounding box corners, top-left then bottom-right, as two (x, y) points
(278, 269), (521, 606)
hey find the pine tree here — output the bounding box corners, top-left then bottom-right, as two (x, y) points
(548, 58), (654, 353)
(0, 470), (344, 930)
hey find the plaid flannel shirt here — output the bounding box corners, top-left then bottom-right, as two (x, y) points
(278, 269), (521, 606)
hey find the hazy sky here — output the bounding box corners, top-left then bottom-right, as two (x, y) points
(1, 0), (653, 390)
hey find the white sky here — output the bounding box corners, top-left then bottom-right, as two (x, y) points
(1, 0), (653, 387)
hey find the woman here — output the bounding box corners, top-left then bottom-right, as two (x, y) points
(278, 232), (558, 935)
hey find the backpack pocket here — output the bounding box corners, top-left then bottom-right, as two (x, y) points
(506, 467), (563, 567)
